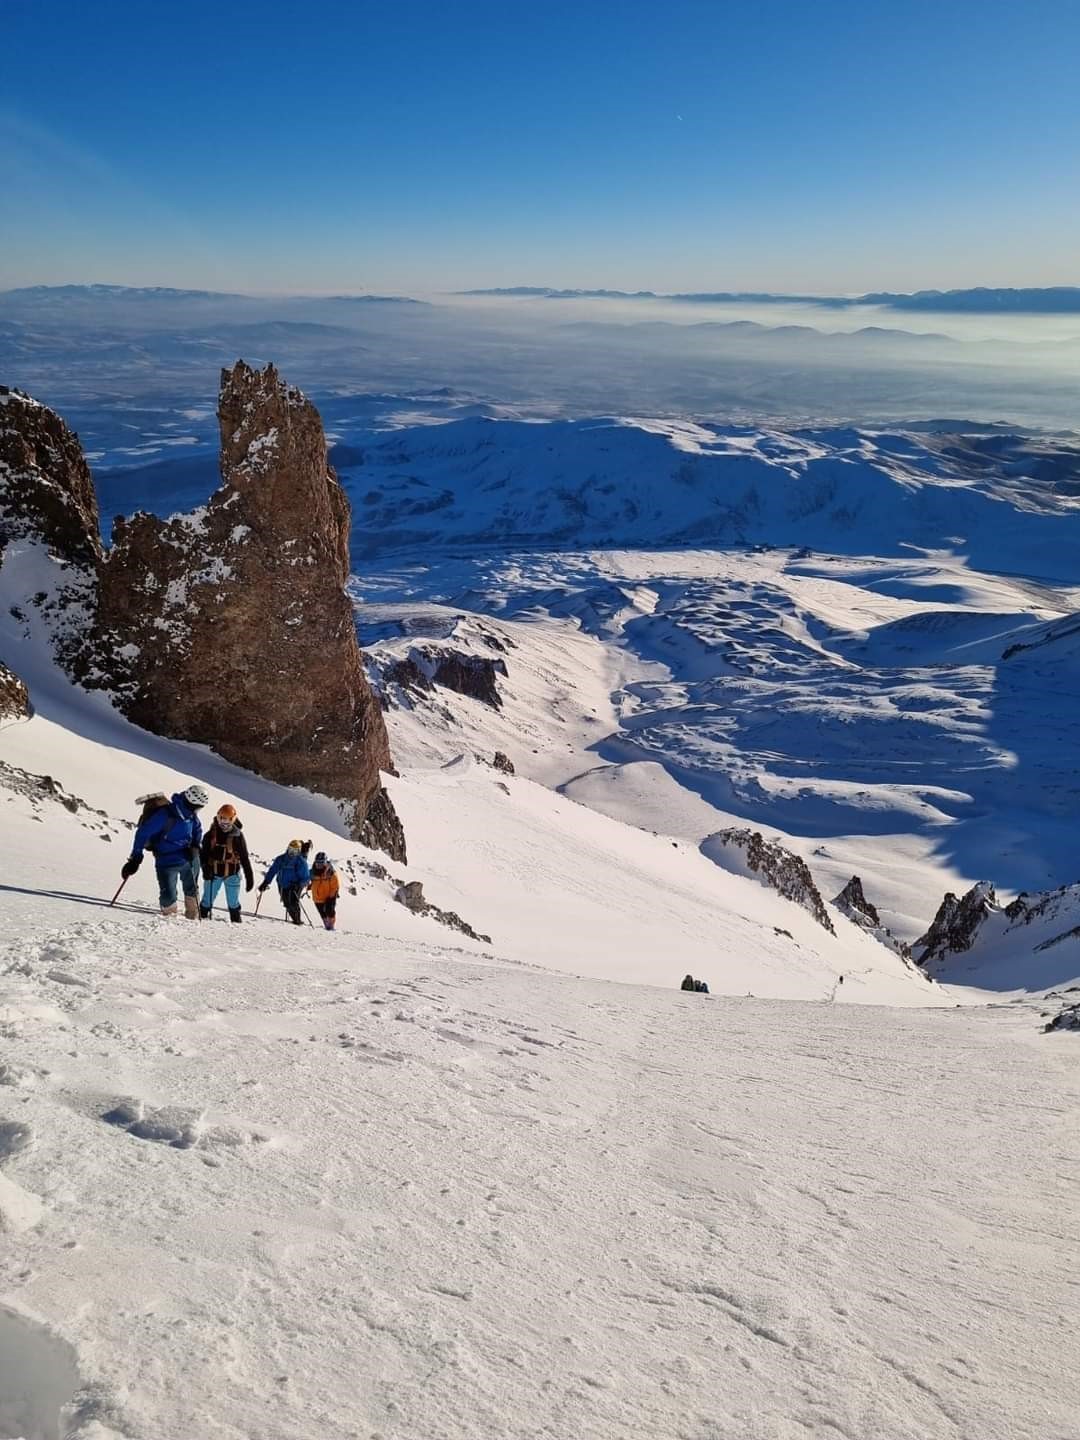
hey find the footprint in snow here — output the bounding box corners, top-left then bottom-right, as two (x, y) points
(102, 1100), (269, 1151)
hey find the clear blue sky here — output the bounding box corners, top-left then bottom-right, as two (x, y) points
(1, 0), (1077, 294)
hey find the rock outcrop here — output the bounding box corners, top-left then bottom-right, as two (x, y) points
(833, 875), (879, 927)
(430, 651), (507, 709)
(0, 386), (103, 693)
(394, 879), (491, 944)
(708, 828), (835, 933)
(0, 661), (30, 721)
(832, 875), (911, 958)
(913, 881), (996, 966)
(0, 386), (101, 568)
(93, 361), (405, 859)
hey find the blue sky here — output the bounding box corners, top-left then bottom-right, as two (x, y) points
(1, 0), (1077, 294)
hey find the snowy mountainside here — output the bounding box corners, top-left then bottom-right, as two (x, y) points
(338, 415), (1080, 573)
(358, 539), (1080, 966)
(3, 408), (1080, 1438)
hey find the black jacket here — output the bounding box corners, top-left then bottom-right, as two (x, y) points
(200, 820), (254, 888)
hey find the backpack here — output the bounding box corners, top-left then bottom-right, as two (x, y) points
(136, 792), (169, 828)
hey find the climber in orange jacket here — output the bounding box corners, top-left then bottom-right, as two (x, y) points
(308, 852), (340, 931)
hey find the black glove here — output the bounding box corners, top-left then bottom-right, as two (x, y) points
(258, 883), (268, 893)
(245, 878), (254, 893)
(121, 857), (141, 879)
(202, 866), (212, 881)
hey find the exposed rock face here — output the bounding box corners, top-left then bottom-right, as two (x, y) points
(431, 651), (507, 709)
(0, 386), (101, 567)
(913, 882), (996, 966)
(0, 661), (30, 720)
(492, 751), (515, 775)
(833, 875), (880, 927)
(394, 878), (491, 944)
(0, 388), (102, 692)
(94, 361), (405, 860)
(832, 875), (911, 959)
(710, 828), (835, 933)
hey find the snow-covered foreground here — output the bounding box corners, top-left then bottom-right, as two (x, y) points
(2, 897), (1078, 1440)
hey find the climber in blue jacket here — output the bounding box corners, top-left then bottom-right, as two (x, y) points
(121, 783), (208, 918)
(259, 839), (311, 925)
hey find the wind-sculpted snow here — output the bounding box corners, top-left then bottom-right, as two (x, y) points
(337, 415), (1080, 574)
(358, 539), (1080, 955)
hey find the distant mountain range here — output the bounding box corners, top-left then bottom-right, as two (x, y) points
(461, 285), (1080, 314)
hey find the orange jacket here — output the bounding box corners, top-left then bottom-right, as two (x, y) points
(310, 868), (340, 904)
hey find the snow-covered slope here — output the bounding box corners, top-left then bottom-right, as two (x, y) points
(3, 423), (1080, 1436)
(339, 416), (1080, 576)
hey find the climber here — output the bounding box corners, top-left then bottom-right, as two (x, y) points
(199, 803), (254, 923)
(121, 783), (208, 919)
(694, 979), (710, 994)
(259, 839), (311, 926)
(681, 974), (697, 992)
(308, 852), (340, 931)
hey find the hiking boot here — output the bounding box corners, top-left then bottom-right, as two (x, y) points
(160, 904), (178, 918)
(229, 907), (242, 924)
(199, 904), (211, 920)
(183, 894), (199, 921)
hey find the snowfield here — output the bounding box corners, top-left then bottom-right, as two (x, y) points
(2, 404), (1080, 1438)
(2, 799), (1078, 1439)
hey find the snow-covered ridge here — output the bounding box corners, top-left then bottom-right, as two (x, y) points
(338, 415), (1080, 572)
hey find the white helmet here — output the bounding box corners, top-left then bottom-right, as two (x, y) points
(183, 783), (209, 808)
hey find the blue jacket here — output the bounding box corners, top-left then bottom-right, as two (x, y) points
(130, 793), (204, 868)
(264, 851), (311, 891)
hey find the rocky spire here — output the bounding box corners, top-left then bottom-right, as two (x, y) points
(832, 876), (880, 928)
(94, 361), (405, 860)
(0, 385), (101, 567)
(914, 882), (997, 967)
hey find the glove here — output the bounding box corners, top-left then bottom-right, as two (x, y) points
(245, 878), (254, 893)
(202, 867), (212, 881)
(121, 857), (141, 879)
(258, 883), (268, 893)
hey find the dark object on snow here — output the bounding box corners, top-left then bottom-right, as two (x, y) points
(432, 651), (508, 709)
(694, 979), (710, 993)
(681, 974), (696, 992)
(492, 751), (515, 775)
(396, 880), (427, 913)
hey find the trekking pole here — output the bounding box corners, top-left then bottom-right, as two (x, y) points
(300, 899), (314, 928)
(109, 878), (129, 907)
(254, 890), (263, 918)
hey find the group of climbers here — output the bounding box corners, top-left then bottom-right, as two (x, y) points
(121, 786), (339, 929)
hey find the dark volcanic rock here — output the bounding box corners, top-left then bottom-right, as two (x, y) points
(832, 875), (880, 927)
(0, 386), (101, 567)
(94, 361), (405, 860)
(0, 387), (102, 690)
(0, 661), (30, 720)
(832, 874), (911, 959)
(492, 750), (515, 775)
(431, 650), (507, 709)
(913, 882), (996, 965)
(712, 828), (835, 933)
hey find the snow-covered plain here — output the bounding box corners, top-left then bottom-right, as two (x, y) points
(3, 403), (1080, 1437)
